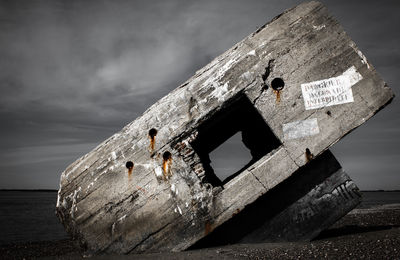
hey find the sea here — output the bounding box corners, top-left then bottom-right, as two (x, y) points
(0, 190), (399, 245)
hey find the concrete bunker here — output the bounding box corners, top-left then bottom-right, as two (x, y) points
(55, 1), (394, 255)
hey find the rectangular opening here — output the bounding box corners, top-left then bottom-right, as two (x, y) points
(191, 94), (282, 187)
(208, 131), (253, 184)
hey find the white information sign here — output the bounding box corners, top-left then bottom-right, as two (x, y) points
(301, 66), (363, 110)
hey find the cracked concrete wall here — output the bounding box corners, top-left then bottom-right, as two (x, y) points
(189, 150), (361, 248)
(56, 1), (393, 255)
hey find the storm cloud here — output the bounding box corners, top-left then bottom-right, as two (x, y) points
(0, 0), (399, 189)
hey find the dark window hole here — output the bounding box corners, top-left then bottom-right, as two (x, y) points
(271, 77), (284, 91)
(191, 94), (282, 187)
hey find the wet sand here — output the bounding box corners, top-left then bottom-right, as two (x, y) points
(1, 204), (399, 259)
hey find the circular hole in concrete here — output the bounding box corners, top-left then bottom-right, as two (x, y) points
(163, 151), (172, 160)
(271, 78), (284, 91)
(148, 128), (158, 138)
(126, 161), (134, 169)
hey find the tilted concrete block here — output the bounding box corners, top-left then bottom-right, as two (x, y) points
(56, 1), (393, 255)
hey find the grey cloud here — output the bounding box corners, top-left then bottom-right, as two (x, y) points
(0, 0), (399, 189)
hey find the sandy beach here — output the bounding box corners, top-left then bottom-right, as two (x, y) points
(1, 203), (399, 259)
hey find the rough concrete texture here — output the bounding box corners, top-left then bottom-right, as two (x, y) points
(190, 150), (361, 248)
(56, 1), (393, 255)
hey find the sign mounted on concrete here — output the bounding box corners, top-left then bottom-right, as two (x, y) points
(301, 66), (363, 110)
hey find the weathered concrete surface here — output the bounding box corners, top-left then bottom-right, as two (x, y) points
(190, 150), (361, 248)
(56, 1), (393, 255)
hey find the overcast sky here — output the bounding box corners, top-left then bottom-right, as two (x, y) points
(0, 0), (399, 190)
